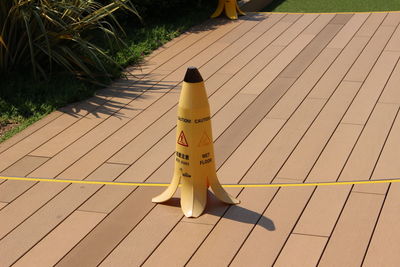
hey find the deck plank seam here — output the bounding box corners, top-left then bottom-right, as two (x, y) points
(115, 16), (312, 260)
(53, 15), (278, 178)
(0, 112), (64, 155)
(250, 14), (392, 262)
(197, 14), (322, 172)
(1, 18), (250, 226)
(0, 17), (244, 173)
(271, 186), (320, 266)
(3, 12), (400, 266)
(360, 182), (393, 266)
(270, 77), (368, 262)
(351, 190), (388, 196)
(92, 12), (376, 264)
(314, 184), (355, 265)
(291, 232), (329, 239)
(205, 187), (282, 266)
(55, 193), (159, 267)
(314, 75), (400, 264)
(103, 13), (298, 182)
(179, 14), (353, 265)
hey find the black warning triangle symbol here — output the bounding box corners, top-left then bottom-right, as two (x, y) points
(177, 131), (189, 147)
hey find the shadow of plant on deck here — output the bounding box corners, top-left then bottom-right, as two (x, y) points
(59, 13), (267, 120)
(60, 73), (180, 119)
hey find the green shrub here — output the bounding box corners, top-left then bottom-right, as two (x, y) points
(130, 0), (212, 20)
(0, 0), (139, 81)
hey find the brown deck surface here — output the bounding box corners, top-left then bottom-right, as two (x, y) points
(1, 12), (400, 266)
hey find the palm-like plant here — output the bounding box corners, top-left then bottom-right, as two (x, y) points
(0, 0), (139, 81)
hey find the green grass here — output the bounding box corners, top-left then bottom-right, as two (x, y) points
(263, 0), (400, 12)
(0, 3), (214, 143)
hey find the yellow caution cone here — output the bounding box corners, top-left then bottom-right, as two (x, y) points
(152, 67), (240, 217)
(211, 0), (246, 20)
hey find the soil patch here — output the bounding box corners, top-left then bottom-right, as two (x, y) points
(0, 121), (19, 140)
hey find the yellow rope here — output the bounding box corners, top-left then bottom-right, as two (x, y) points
(1, 175), (399, 188)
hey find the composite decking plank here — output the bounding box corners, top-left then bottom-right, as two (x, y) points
(356, 13), (387, 37)
(0, 156), (49, 203)
(327, 13), (369, 49)
(142, 98), (325, 265)
(0, 101), (104, 173)
(363, 184), (400, 267)
(0, 164), (127, 266)
(342, 103), (399, 193)
(292, 103), (398, 241)
(42, 17), (264, 181)
(272, 124), (362, 263)
(0, 17), (242, 174)
(0, 111), (63, 155)
(13, 210), (106, 267)
(276, 81), (362, 181)
(385, 24), (400, 51)
(184, 76), (363, 265)
(98, 15), (340, 264)
(61, 90), (284, 266)
(373, 103), (400, 180)
(43, 31), (296, 266)
(107, 15), (288, 165)
(223, 81), (359, 265)
(271, 14), (318, 46)
(241, 19), (320, 94)
(280, 21), (340, 78)
(231, 15), (397, 265)
(100, 118), (285, 266)
(274, 234), (328, 267)
(0, 92), (162, 202)
(74, 15), (300, 217)
(213, 14), (301, 76)
(173, 188), (279, 267)
(0, 27), (211, 172)
(230, 186), (315, 267)
(292, 125), (362, 235)
(309, 13), (391, 100)
(54, 187), (159, 267)
(115, 93), (257, 183)
(288, 104), (398, 266)
(242, 104), (397, 266)
(29, 92), (135, 158)
(0, 12), (398, 267)
(112, 15), (307, 177)
(379, 60), (400, 105)
(345, 25), (398, 82)
(214, 14), (344, 167)
(99, 201), (183, 267)
(129, 19), (237, 75)
(0, 24), (215, 169)
(29, 17), (244, 174)
(318, 192), (386, 267)
(381, 12), (400, 26)
(361, 109), (400, 266)
(0, 18), (246, 230)
(268, 12), (372, 120)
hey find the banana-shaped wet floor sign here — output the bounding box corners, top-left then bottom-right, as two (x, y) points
(211, 0), (246, 20)
(152, 67), (240, 217)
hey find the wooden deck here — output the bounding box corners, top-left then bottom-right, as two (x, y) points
(1, 12), (400, 266)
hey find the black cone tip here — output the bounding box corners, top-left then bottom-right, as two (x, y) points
(184, 67), (203, 83)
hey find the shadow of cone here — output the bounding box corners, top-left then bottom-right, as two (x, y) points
(152, 67), (240, 217)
